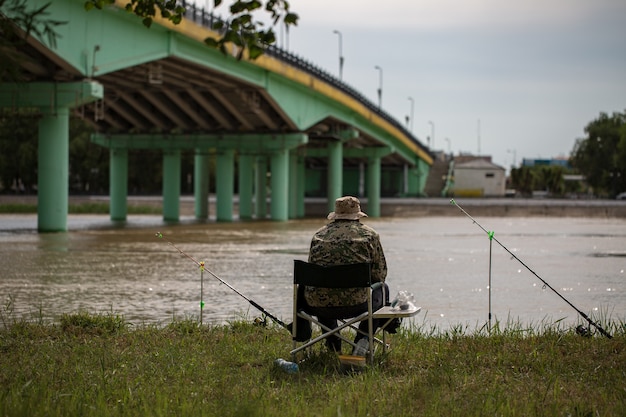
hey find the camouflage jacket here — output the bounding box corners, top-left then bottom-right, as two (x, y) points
(304, 219), (388, 307)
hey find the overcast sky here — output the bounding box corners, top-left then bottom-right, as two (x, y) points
(202, 0), (626, 171)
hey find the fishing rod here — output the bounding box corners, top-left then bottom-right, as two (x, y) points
(449, 199), (612, 339)
(155, 232), (288, 329)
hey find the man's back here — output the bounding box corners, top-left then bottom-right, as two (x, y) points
(306, 219), (387, 307)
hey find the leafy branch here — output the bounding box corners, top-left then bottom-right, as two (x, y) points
(0, 0), (66, 82)
(1, 0), (65, 47)
(206, 0), (298, 59)
(84, 0), (299, 60)
(84, 0), (185, 27)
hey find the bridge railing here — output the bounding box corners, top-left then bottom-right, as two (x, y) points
(179, 1), (429, 154)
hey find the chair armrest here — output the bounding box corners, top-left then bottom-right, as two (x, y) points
(371, 282), (383, 290)
(371, 282), (386, 307)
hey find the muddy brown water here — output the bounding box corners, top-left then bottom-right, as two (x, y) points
(1, 213), (624, 333)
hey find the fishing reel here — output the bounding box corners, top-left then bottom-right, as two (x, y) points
(575, 325), (591, 338)
(254, 315), (268, 327)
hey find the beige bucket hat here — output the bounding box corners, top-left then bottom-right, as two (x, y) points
(327, 196), (368, 220)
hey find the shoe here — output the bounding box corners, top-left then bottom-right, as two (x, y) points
(326, 337), (341, 352)
(351, 338), (369, 356)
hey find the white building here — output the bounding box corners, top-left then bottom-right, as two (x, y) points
(451, 159), (506, 197)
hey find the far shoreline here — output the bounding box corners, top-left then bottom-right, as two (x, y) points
(376, 197), (626, 218)
(1, 194), (625, 219)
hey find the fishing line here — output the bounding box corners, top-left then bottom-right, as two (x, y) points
(155, 232), (288, 329)
(449, 199), (612, 339)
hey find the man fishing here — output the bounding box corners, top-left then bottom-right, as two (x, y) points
(300, 196), (399, 352)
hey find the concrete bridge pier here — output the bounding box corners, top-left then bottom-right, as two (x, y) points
(255, 156), (268, 219)
(270, 149), (289, 221)
(407, 160), (429, 197)
(342, 146), (392, 218)
(194, 149), (210, 219)
(366, 155), (382, 217)
(297, 155), (306, 218)
(163, 150), (181, 221)
(327, 140), (343, 213)
(216, 149), (235, 222)
(238, 153), (255, 219)
(110, 148), (128, 221)
(0, 81), (104, 232)
(37, 108), (70, 232)
(289, 152), (306, 219)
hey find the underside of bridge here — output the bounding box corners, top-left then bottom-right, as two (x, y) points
(1, 0), (432, 231)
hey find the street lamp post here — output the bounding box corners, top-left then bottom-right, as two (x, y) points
(332, 30), (343, 80)
(445, 137), (451, 155)
(477, 118), (481, 155)
(374, 65), (383, 109)
(428, 120), (435, 149)
(407, 97), (414, 132)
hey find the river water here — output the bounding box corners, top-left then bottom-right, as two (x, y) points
(1, 213), (624, 332)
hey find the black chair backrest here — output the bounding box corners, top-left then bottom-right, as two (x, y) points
(293, 260), (371, 288)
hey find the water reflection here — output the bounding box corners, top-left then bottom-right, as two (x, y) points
(1, 214), (625, 331)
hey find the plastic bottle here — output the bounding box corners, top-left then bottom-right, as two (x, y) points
(352, 338), (369, 357)
(274, 358), (299, 374)
(391, 291), (415, 310)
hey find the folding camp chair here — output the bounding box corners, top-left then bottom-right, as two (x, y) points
(290, 260), (379, 364)
(290, 260), (422, 365)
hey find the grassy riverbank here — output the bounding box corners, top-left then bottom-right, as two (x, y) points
(1, 312), (624, 417)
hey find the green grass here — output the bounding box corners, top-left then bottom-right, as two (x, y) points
(0, 203), (38, 213)
(0, 202), (161, 214)
(1, 311), (624, 417)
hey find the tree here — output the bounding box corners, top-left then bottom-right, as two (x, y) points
(510, 166), (535, 197)
(84, 0), (299, 59)
(537, 166), (565, 196)
(570, 111), (626, 197)
(0, 111), (106, 194)
(0, 0), (65, 82)
(0, 109), (38, 192)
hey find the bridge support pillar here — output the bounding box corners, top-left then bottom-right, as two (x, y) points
(5, 80), (103, 232)
(366, 156), (382, 217)
(297, 155), (306, 218)
(37, 107), (69, 232)
(194, 149), (210, 219)
(216, 149), (235, 221)
(288, 152), (305, 219)
(327, 140), (343, 212)
(163, 150), (181, 221)
(110, 148), (128, 221)
(238, 154), (255, 219)
(270, 149), (289, 221)
(411, 159), (429, 197)
(255, 157), (267, 219)
(359, 162), (366, 197)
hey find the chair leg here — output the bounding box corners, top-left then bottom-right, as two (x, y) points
(376, 318), (395, 353)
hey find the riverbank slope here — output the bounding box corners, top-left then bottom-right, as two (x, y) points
(1, 195), (625, 218)
(1, 315), (624, 417)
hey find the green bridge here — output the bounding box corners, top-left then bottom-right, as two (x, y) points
(1, 0), (433, 232)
